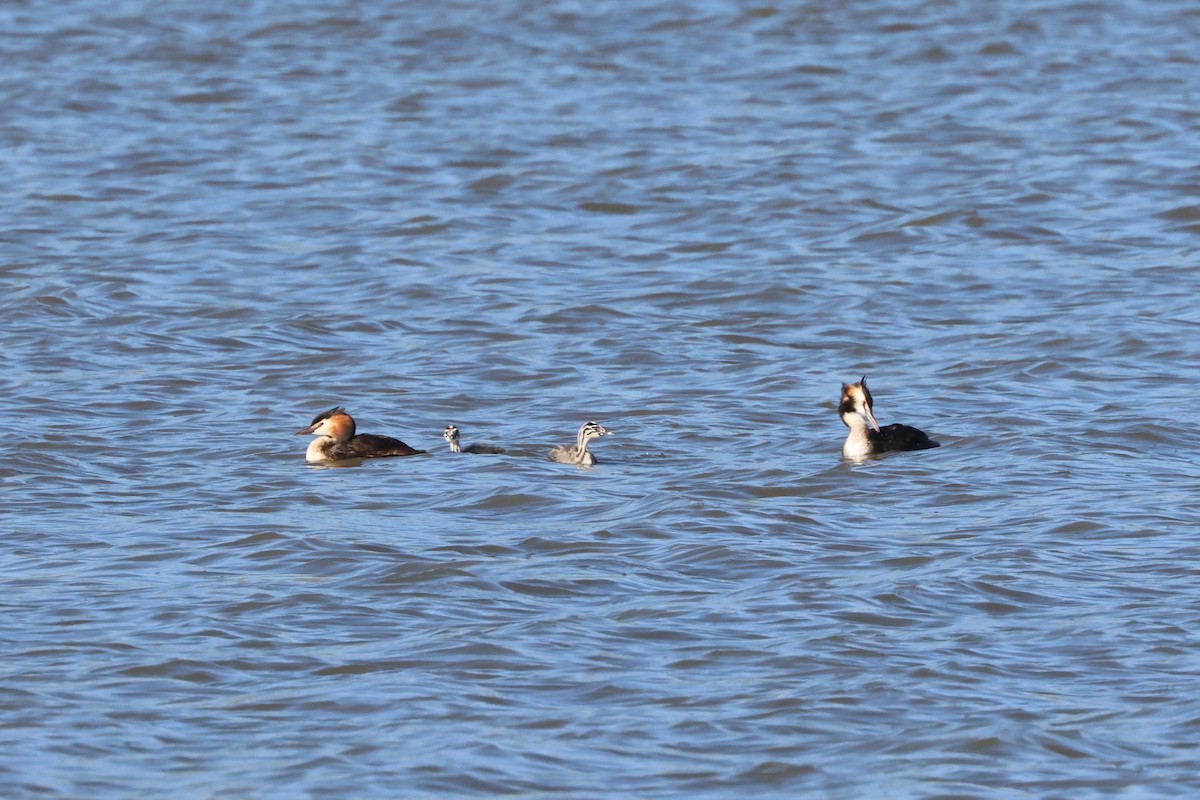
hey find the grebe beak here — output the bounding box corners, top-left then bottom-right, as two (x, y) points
(295, 424), (317, 435)
(861, 406), (881, 432)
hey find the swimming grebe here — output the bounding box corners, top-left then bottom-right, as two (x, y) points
(839, 377), (939, 457)
(295, 406), (425, 463)
(442, 425), (505, 454)
(548, 421), (611, 465)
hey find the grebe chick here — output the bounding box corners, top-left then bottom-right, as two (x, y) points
(548, 421), (612, 466)
(840, 376), (939, 458)
(443, 425), (505, 455)
(295, 406), (425, 463)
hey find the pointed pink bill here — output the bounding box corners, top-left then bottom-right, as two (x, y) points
(861, 404), (881, 432)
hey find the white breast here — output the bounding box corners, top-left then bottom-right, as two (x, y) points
(306, 436), (334, 463)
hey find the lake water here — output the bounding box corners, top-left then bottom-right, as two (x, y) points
(4, 1), (1200, 797)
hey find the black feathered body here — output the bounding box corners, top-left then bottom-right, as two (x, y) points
(869, 423), (939, 453)
(325, 433), (425, 460)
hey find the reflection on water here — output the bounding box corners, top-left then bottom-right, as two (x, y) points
(4, 0), (1200, 796)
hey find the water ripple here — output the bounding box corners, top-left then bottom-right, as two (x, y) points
(4, 0), (1200, 797)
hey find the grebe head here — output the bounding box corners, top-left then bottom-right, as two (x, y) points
(579, 421), (612, 443)
(295, 406), (356, 442)
(442, 425), (460, 443)
(839, 377), (880, 432)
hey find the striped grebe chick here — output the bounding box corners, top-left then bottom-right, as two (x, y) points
(548, 421), (611, 466)
(443, 425), (505, 455)
(295, 406), (425, 463)
(840, 376), (939, 457)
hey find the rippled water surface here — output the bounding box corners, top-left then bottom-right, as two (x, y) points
(5, 1), (1200, 797)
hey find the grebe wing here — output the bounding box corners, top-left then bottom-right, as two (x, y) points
(871, 423), (939, 452)
(333, 434), (425, 458)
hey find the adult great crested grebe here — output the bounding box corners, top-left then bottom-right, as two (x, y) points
(839, 377), (939, 457)
(295, 407), (425, 463)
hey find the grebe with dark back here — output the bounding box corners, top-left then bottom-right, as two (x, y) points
(839, 377), (939, 457)
(443, 425), (505, 454)
(295, 407), (425, 463)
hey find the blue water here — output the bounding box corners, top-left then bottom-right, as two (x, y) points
(4, 1), (1200, 797)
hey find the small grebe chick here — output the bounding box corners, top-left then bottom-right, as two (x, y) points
(295, 406), (425, 463)
(443, 425), (505, 455)
(840, 377), (939, 457)
(548, 421), (612, 465)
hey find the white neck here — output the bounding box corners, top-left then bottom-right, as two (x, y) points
(447, 439), (461, 453)
(306, 436), (334, 462)
(841, 413), (872, 457)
